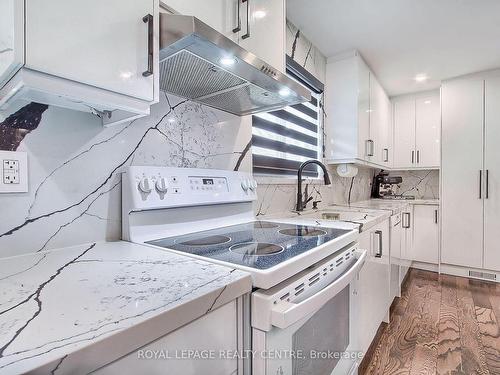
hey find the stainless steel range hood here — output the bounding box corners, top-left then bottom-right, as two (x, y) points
(159, 13), (311, 116)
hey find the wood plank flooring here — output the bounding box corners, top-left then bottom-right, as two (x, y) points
(362, 269), (500, 375)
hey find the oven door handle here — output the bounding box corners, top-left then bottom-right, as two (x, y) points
(270, 250), (367, 329)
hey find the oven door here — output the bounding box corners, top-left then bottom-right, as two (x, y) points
(252, 249), (366, 375)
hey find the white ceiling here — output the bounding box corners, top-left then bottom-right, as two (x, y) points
(286, 0), (500, 96)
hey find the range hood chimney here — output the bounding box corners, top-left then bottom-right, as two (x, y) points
(158, 14), (311, 116)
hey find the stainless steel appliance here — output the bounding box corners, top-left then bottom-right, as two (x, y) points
(371, 171), (403, 199)
(158, 14), (310, 116)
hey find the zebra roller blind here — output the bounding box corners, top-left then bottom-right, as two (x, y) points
(252, 56), (323, 177)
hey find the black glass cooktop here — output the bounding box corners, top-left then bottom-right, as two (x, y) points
(145, 221), (351, 270)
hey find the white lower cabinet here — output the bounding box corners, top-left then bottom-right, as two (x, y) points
(411, 204), (439, 264)
(389, 213), (402, 301)
(93, 301), (241, 375)
(355, 219), (390, 354)
(400, 207), (413, 283)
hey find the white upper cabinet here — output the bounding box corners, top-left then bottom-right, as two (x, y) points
(392, 90), (440, 169)
(0, 0), (24, 85)
(161, 0), (239, 43)
(237, 0), (286, 72)
(26, 0), (156, 102)
(162, 0), (285, 72)
(0, 0), (159, 126)
(324, 51), (391, 168)
(393, 98), (416, 169)
(415, 93), (440, 168)
(371, 75), (392, 167)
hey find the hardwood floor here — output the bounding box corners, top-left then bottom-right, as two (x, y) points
(362, 269), (500, 375)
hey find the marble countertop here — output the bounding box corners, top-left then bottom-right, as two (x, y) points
(266, 205), (391, 233)
(349, 199), (439, 215)
(0, 241), (252, 374)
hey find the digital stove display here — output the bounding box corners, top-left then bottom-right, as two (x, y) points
(202, 178), (214, 185)
(145, 221), (351, 270)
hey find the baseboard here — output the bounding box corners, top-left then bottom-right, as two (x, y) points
(440, 263), (499, 283)
(410, 261), (439, 273)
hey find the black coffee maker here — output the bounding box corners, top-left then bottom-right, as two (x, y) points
(371, 171), (403, 198)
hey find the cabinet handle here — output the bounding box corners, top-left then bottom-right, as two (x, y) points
(417, 150), (420, 164)
(486, 170), (489, 199)
(434, 209), (438, 224)
(411, 150), (415, 164)
(479, 170), (482, 199)
(232, 0), (241, 33)
(142, 14), (154, 77)
(402, 212), (411, 228)
(366, 140), (374, 157)
(374, 230), (383, 258)
(383, 148), (389, 162)
(241, 0), (250, 39)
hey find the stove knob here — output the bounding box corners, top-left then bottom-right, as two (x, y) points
(250, 179), (258, 191)
(138, 178), (153, 193)
(155, 177), (169, 193)
(241, 180), (249, 191)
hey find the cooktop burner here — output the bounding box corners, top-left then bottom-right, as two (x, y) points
(145, 221), (351, 270)
(230, 242), (283, 256)
(178, 235), (231, 246)
(279, 228), (327, 237)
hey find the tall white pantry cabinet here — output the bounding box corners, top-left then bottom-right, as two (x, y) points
(441, 71), (500, 273)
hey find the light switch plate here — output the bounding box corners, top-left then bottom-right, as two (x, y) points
(0, 151), (28, 193)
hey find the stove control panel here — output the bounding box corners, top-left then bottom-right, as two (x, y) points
(123, 166), (257, 211)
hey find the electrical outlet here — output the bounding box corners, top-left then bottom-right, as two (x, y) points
(0, 151), (28, 193)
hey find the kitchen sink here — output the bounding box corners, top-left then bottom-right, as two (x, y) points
(302, 210), (371, 222)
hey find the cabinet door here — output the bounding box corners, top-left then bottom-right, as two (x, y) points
(356, 220), (390, 353)
(0, 0), (24, 86)
(372, 78), (391, 167)
(441, 78), (484, 268)
(484, 76), (500, 271)
(162, 0), (239, 43)
(382, 93), (393, 167)
(416, 92), (440, 168)
(357, 58), (371, 161)
(238, 0), (285, 72)
(25, 0), (156, 101)
(393, 98), (416, 169)
(412, 205), (439, 264)
(94, 301), (239, 374)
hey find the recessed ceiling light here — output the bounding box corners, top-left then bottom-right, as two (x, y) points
(279, 88), (291, 97)
(414, 74), (429, 83)
(253, 10), (267, 19)
(424, 100), (431, 104)
(219, 56), (236, 66)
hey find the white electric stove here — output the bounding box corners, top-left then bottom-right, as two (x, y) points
(122, 166), (366, 375)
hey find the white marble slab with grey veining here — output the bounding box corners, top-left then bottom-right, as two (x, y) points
(0, 241), (251, 374)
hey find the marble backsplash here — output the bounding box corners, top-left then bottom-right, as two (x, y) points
(256, 167), (374, 216)
(387, 170), (440, 199)
(0, 94), (252, 258)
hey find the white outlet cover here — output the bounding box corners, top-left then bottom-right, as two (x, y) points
(0, 151), (28, 193)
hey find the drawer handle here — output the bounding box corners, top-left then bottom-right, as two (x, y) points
(374, 230), (383, 258)
(142, 14), (154, 77)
